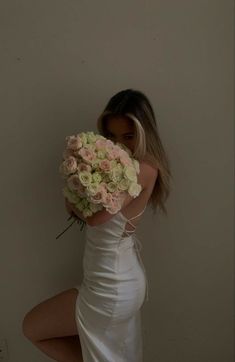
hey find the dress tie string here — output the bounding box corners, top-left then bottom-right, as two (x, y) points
(119, 204), (149, 302)
(132, 232), (149, 302)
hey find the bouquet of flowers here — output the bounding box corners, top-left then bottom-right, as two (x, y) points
(56, 131), (142, 239)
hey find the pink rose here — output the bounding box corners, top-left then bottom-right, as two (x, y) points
(106, 147), (121, 160)
(99, 159), (111, 172)
(106, 198), (121, 214)
(106, 149), (115, 160)
(113, 146), (122, 158)
(62, 156), (77, 175)
(67, 175), (85, 194)
(97, 184), (108, 202)
(105, 139), (115, 149)
(120, 155), (132, 166)
(90, 191), (103, 204)
(78, 147), (96, 164)
(112, 190), (125, 201)
(77, 162), (92, 172)
(89, 184), (108, 204)
(100, 181), (108, 190)
(66, 135), (83, 150)
(103, 192), (113, 206)
(95, 139), (107, 150)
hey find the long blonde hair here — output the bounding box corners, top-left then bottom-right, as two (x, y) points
(97, 89), (172, 216)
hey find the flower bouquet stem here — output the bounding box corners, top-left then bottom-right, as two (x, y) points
(56, 213), (86, 239)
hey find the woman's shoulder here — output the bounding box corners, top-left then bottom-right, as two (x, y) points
(141, 153), (158, 169)
(139, 154), (159, 187)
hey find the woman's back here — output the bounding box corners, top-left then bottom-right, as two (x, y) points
(119, 159), (158, 236)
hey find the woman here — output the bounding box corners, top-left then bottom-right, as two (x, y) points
(22, 89), (172, 362)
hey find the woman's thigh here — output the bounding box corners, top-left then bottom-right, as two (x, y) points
(22, 287), (80, 341)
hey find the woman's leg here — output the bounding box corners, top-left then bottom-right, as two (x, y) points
(32, 335), (82, 362)
(22, 288), (83, 362)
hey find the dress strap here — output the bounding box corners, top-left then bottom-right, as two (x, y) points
(128, 204), (147, 221)
(121, 204), (147, 233)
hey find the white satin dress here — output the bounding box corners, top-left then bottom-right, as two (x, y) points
(73, 204), (149, 362)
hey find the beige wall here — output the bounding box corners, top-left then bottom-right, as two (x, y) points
(0, 1), (233, 361)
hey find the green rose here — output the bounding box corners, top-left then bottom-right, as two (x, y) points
(75, 200), (85, 211)
(97, 150), (106, 159)
(110, 159), (118, 168)
(90, 202), (103, 213)
(106, 181), (117, 192)
(84, 143), (96, 151)
(79, 132), (88, 145)
(83, 207), (93, 217)
(87, 131), (97, 144)
(63, 186), (80, 203)
(78, 171), (92, 186)
(82, 198), (89, 207)
(87, 182), (100, 196)
(92, 172), (102, 183)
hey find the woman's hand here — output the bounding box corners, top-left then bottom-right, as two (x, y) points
(65, 198), (76, 216)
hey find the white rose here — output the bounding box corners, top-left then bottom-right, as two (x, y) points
(124, 166), (137, 182)
(87, 182), (100, 196)
(78, 171), (92, 187)
(133, 159), (140, 174)
(110, 167), (123, 183)
(106, 181), (117, 192)
(117, 178), (130, 191)
(128, 182), (142, 198)
(87, 131), (97, 144)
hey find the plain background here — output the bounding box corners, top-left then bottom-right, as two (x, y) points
(0, 1), (234, 361)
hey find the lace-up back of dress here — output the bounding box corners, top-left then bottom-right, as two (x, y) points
(119, 203), (149, 302)
(120, 204), (147, 238)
